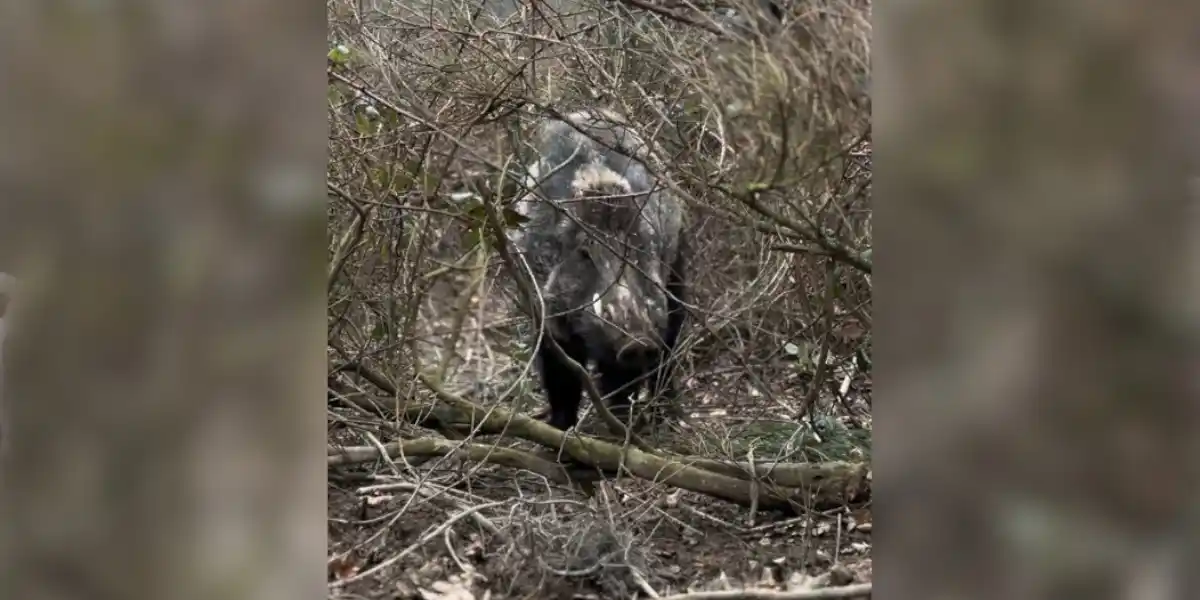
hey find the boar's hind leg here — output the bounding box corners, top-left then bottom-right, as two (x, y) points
(596, 359), (650, 428)
(538, 333), (588, 431)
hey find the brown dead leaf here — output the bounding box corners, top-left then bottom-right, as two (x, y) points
(328, 554), (360, 581)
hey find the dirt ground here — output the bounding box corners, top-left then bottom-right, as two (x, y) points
(329, 468), (870, 600)
(328, 356), (873, 600)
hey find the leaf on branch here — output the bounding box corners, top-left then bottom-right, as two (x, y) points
(327, 44), (352, 66)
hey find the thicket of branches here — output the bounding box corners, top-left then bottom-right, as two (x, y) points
(327, 0), (872, 597)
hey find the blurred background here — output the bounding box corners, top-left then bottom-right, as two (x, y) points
(0, 2), (328, 600)
(876, 0), (1200, 598)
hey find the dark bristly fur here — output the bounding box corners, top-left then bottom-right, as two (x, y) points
(514, 108), (689, 431)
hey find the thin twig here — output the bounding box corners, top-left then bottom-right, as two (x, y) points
(657, 582), (871, 600)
